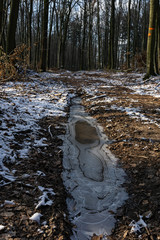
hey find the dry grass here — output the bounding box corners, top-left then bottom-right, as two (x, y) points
(0, 44), (29, 82)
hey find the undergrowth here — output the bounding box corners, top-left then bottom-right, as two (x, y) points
(0, 44), (29, 82)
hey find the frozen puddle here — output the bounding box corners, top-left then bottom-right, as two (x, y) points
(63, 98), (128, 239)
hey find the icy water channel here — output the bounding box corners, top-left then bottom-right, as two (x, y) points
(63, 98), (128, 240)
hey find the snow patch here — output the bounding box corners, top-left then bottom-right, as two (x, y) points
(0, 76), (72, 186)
(35, 186), (55, 209)
(30, 213), (42, 224)
(0, 225), (5, 231)
(130, 216), (147, 233)
(4, 200), (15, 205)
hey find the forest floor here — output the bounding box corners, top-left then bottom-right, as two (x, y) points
(0, 70), (160, 240)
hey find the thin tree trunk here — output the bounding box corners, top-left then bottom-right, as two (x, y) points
(108, 0), (115, 69)
(61, 1), (72, 68)
(127, 0), (131, 68)
(142, 0), (147, 52)
(81, 0), (87, 70)
(48, 1), (55, 69)
(88, 0), (93, 70)
(133, 0), (141, 56)
(41, 0), (49, 71)
(97, 0), (101, 68)
(104, 1), (109, 67)
(28, 0), (33, 64)
(34, 0), (41, 69)
(56, 10), (62, 68)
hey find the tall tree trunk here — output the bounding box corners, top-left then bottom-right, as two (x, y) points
(145, 0), (158, 77)
(2, 1), (9, 51)
(7, 0), (20, 54)
(158, 3), (160, 71)
(56, 10), (62, 69)
(41, 0), (49, 71)
(28, 0), (33, 64)
(133, 0), (141, 56)
(154, 6), (159, 74)
(141, 0), (147, 52)
(61, 1), (72, 68)
(0, 0), (4, 46)
(104, 1), (109, 67)
(127, 0), (131, 68)
(97, 0), (101, 68)
(48, 1), (55, 69)
(108, 0), (115, 69)
(88, 0), (93, 70)
(81, 0), (87, 70)
(20, 2), (25, 44)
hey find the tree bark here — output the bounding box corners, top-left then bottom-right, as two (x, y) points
(7, 0), (20, 54)
(0, 0), (4, 45)
(127, 0), (131, 68)
(108, 0), (115, 69)
(81, 0), (87, 70)
(88, 0), (93, 70)
(61, 1), (73, 68)
(48, 1), (55, 69)
(97, 0), (101, 68)
(41, 0), (49, 71)
(157, 2), (160, 72)
(146, 0), (158, 77)
(28, 0), (33, 64)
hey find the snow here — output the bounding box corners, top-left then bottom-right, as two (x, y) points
(128, 75), (160, 98)
(4, 200), (15, 205)
(130, 215), (147, 233)
(0, 70), (159, 196)
(110, 105), (160, 128)
(2, 71), (158, 187)
(36, 171), (46, 176)
(36, 186), (55, 209)
(0, 225), (5, 231)
(0, 73), (73, 186)
(29, 212), (42, 224)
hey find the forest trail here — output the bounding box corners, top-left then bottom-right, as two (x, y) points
(0, 70), (160, 239)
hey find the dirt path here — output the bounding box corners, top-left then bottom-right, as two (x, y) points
(60, 71), (160, 239)
(81, 86), (160, 240)
(0, 71), (160, 239)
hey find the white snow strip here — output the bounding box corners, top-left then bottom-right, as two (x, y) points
(48, 125), (54, 138)
(111, 105), (160, 128)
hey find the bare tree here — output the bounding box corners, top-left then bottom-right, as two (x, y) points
(41, 0), (49, 71)
(0, 0), (4, 47)
(127, 0), (131, 68)
(108, 0), (115, 69)
(145, 0), (158, 77)
(7, 0), (20, 54)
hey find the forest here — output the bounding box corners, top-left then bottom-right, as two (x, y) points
(0, 1), (160, 240)
(0, 0), (159, 76)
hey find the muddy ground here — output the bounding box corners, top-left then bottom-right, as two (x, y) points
(0, 71), (160, 240)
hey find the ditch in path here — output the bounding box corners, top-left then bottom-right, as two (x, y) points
(62, 97), (128, 239)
